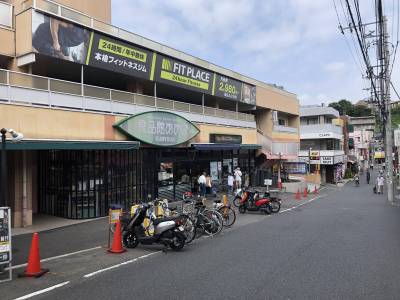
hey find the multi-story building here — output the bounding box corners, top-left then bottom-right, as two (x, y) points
(348, 116), (375, 169)
(0, 0), (299, 227)
(298, 105), (346, 184)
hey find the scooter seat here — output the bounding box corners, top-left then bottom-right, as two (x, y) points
(153, 216), (177, 226)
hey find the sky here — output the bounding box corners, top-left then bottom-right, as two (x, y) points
(111, 0), (400, 106)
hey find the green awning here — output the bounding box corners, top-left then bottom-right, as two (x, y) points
(240, 144), (262, 150)
(4, 140), (140, 150)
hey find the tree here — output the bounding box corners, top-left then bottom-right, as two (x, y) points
(328, 99), (371, 116)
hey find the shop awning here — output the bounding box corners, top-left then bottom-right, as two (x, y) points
(191, 143), (261, 151)
(4, 139), (140, 150)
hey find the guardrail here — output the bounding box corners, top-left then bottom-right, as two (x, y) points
(0, 69), (255, 123)
(273, 125), (298, 134)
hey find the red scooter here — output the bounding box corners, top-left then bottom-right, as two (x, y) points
(238, 191), (272, 214)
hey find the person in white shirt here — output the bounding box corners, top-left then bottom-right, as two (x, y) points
(234, 167), (242, 190)
(227, 174), (234, 194)
(376, 175), (384, 194)
(198, 172), (206, 196)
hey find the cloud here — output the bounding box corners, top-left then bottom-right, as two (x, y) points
(112, 0), (379, 105)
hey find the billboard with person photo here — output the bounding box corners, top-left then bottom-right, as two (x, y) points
(32, 11), (90, 64)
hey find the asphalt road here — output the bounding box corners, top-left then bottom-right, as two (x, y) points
(23, 171), (399, 300)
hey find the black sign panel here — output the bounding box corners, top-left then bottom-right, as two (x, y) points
(214, 74), (242, 101)
(87, 33), (154, 80)
(155, 54), (214, 94)
(210, 134), (242, 144)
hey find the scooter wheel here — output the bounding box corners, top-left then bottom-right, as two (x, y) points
(170, 232), (185, 251)
(233, 197), (241, 207)
(262, 204), (272, 215)
(239, 205), (246, 214)
(122, 231), (139, 248)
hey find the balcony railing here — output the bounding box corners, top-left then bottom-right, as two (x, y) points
(257, 132), (299, 156)
(0, 69), (256, 124)
(300, 124), (343, 135)
(273, 124), (298, 134)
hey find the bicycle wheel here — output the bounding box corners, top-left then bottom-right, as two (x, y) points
(182, 215), (196, 244)
(203, 210), (223, 235)
(218, 206), (236, 227)
(233, 196), (241, 207)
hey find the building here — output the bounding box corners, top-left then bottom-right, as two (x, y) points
(298, 105), (346, 184)
(0, 0), (300, 227)
(348, 116), (375, 169)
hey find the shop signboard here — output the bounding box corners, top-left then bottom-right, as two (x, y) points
(0, 207), (11, 282)
(213, 74), (242, 101)
(155, 54), (214, 94)
(209, 134), (242, 144)
(32, 12), (154, 80)
(241, 83), (256, 105)
(86, 33), (154, 80)
(320, 156), (334, 165)
(114, 111), (200, 147)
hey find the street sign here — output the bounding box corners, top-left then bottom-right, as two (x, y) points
(0, 207), (11, 282)
(109, 209), (122, 224)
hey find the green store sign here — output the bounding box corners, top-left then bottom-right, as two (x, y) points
(114, 111), (200, 147)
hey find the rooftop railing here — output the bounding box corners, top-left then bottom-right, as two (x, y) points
(0, 68), (255, 123)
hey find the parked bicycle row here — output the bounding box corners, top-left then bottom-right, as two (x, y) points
(111, 188), (282, 252)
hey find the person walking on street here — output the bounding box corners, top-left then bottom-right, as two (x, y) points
(376, 175), (384, 194)
(198, 172), (206, 197)
(366, 170), (371, 184)
(227, 173), (234, 195)
(234, 167), (242, 190)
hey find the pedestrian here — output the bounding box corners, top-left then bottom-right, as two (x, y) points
(366, 169), (371, 184)
(234, 167), (242, 190)
(376, 175), (384, 194)
(205, 174), (212, 195)
(227, 173), (234, 195)
(198, 172), (206, 197)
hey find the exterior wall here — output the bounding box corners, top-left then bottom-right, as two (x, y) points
(52, 0), (111, 23)
(15, 9), (32, 57)
(0, 27), (15, 56)
(256, 85), (299, 115)
(194, 124), (257, 144)
(0, 104), (107, 140)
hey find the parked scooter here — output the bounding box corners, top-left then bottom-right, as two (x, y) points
(233, 188), (244, 207)
(263, 191), (281, 213)
(238, 191), (272, 214)
(121, 203), (186, 251)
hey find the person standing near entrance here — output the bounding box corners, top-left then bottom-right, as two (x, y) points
(366, 169), (371, 184)
(234, 167), (242, 190)
(376, 175), (384, 194)
(198, 172), (206, 197)
(227, 173), (234, 194)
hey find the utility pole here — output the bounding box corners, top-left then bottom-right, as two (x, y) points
(381, 15), (394, 203)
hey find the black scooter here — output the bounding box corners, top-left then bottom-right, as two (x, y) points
(121, 203), (186, 251)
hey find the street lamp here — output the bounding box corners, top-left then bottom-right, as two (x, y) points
(1, 128), (23, 207)
(308, 147), (312, 174)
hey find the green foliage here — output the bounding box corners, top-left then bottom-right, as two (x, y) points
(328, 99), (371, 116)
(344, 168), (353, 179)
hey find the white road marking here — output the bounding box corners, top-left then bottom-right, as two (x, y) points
(14, 281), (70, 300)
(7, 246), (102, 270)
(279, 195), (323, 214)
(83, 251), (160, 278)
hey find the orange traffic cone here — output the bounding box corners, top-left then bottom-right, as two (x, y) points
(313, 185), (319, 195)
(19, 232), (49, 278)
(295, 189), (301, 200)
(303, 187), (308, 198)
(277, 178), (282, 190)
(108, 220), (126, 254)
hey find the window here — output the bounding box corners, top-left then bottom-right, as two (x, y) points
(278, 119), (286, 126)
(307, 117), (318, 125)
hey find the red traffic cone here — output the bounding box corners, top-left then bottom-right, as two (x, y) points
(108, 220), (126, 254)
(313, 185), (319, 195)
(295, 189), (301, 200)
(19, 232), (49, 278)
(303, 187), (308, 198)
